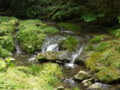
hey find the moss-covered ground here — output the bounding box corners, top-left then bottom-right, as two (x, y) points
(0, 63), (62, 90)
(86, 34), (120, 83)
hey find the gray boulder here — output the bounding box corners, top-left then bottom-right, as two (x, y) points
(82, 78), (93, 87)
(87, 84), (102, 90)
(36, 51), (71, 63)
(74, 71), (91, 81)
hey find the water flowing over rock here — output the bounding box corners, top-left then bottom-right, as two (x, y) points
(64, 45), (84, 68)
(14, 39), (22, 53)
(42, 35), (66, 52)
(46, 44), (58, 52)
(87, 82), (110, 90)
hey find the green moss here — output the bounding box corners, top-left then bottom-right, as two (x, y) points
(17, 30), (46, 53)
(17, 19), (60, 53)
(0, 25), (15, 35)
(39, 26), (59, 34)
(19, 20), (59, 34)
(0, 63), (62, 90)
(94, 41), (110, 51)
(0, 16), (18, 23)
(0, 46), (11, 58)
(90, 35), (109, 44)
(59, 36), (79, 51)
(58, 22), (81, 31)
(86, 40), (120, 83)
(36, 51), (68, 62)
(86, 44), (94, 51)
(19, 19), (43, 26)
(96, 68), (120, 83)
(0, 16), (19, 35)
(0, 36), (15, 51)
(0, 16), (19, 30)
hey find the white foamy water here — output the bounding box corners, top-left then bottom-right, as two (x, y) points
(46, 44), (58, 52)
(42, 35), (66, 52)
(15, 39), (22, 53)
(65, 46), (84, 68)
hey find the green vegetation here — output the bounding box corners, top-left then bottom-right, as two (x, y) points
(0, 36), (14, 51)
(58, 22), (81, 31)
(86, 39), (120, 83)
(0, 16), (17, 58)
(110, 29), (120, 38)
(59, 36), (79, 51)
(0, 46), (11, 58)
(0, 63), (62, 90)
(0, 0), (120, 89)
(17, 19), (59, 53)
(90, 35), (110, 44)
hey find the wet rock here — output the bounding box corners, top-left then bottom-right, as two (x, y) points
(36, 51), (71, 62)
(87, 84), (102, 90)
(93, 82), (110, 90)
(82, 78), (93, 87)
(55, 86), (65, 90)
(74, 71), (91, 81)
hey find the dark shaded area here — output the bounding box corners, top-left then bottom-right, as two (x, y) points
(0, 0), (120, 27)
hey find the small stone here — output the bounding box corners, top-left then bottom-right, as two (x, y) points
(82, 79), (92, 87)
(55, 86), (65, 90)
(87, 84), (102, 90)
(74, 71), (91, 81)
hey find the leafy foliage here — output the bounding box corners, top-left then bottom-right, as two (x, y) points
(110, 29), (120, 38)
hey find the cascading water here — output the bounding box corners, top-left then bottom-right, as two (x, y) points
(64, 45), (84, 68)
(46, 44), (58, 52)
(42, 35), (66, 52)
(14, 39), (22, 53)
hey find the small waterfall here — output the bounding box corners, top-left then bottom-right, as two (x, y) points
(42, 35), (65, 52)
(15, 39), (22, 53)
(46, 44), (58, 52)
(71, 46), (83, 64)
(65, 46), (84, 68)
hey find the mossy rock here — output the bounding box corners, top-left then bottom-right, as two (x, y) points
(19, 20), (59, 34)
(17, 31), (46, 53)
(17, 19), (59, 53)
(0, 25), (15, 35)
(0, 35), (15, 51)
(0, 16), (19, 26)
(0, 46), (12, 58)
(19, 19), (43, 26)
(59, 36), (79, 51)
(58, 22), (81, 31)
(36, 51), (71, 62)
(86, 39), (120, 83)
(89, 35), (110, 44)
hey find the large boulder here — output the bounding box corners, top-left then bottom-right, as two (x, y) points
(74, 71), (91, 81)
(36, 51), (72, 63)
